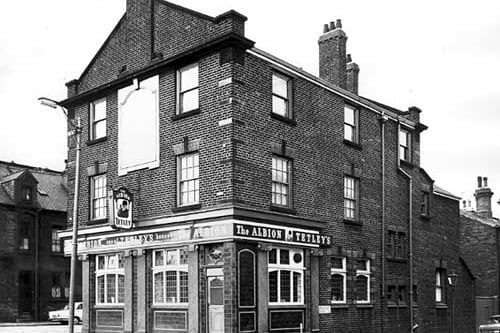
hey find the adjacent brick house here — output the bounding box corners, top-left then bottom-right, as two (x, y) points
(56, 1), (473, 332)
(0, 160), (81, 322)
(461, 176), (500, 327)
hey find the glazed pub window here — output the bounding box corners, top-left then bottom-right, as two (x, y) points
(178, 153), (199, 206)
(90, 98), (106, 140)
(51, 272), (62, 298)
(399, 128), (411, 162)
(272, 72), (292, 118)
(96, 253), (124, 305)
(355, 259), (370, 303)
(238, 250), (256, 307)
(435, 268), (446, 303)
(268, 248), (304, 305)
(51, 228), (61, 252)
(330, 257), (347, 303)
(153, 248), (188, 305)
(344, 105), (359, 143)
(177, 63), (199, 114)
(90, 174), (107, 220)
(344, 176), (359, 220)
(271, 156), (291, 207)
(421, 191), (430, 217)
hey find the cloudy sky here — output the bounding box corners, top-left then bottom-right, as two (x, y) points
(0, 0), (499, 216)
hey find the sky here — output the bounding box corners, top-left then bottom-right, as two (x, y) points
(0, 0), (499, 217)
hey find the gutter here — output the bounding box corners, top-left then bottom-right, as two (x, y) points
(397, 122), (414, 333)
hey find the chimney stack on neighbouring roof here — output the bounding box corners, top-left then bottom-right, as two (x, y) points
(475, 176), (494, 218)
(346, 54), (360, 95)
(318, 19), (348, 89)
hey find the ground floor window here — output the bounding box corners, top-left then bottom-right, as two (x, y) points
(153, 248), (189, 305)
(268, 247), (304, 305)
(96, 253), (125, 305)
(355, 259), (370, 303)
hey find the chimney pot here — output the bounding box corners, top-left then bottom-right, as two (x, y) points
(478, 176), (483, 188)
(336, 19), (342, 29)
(330, 21), (335, 30)
(323, 24), (329, 33)
(484, 177), (488, 187)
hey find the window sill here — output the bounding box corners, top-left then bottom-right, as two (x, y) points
(86, 137), (107, 146)
(270, 112), (296, 126)
(435, 303), (448, 309)
(171, 203), (201, 213)
(343, 218), (362, 226)
(171, 109), (200, 121)
(268, 304), (305, 309)
(355, 303), (373, 308)
(387, 257), (407, 263)
(270, 204), (297, 215)
(94, 304), (124, 309)
(399, 159), (415, 168)
(151, 304), (189, 309)
(343, 139), (362, 150)
(87, 218), (108, 226)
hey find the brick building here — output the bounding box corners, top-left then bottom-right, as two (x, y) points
(461, 176), (500, 327)
(56, 1), (473, 332)
(0, 160), (81, 322)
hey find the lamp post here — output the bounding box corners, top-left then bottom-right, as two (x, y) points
(448, 270), (458, 333)
(39, 97), (81, 333)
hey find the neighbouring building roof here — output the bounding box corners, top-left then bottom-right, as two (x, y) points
(434, 184), (461, 201)
(0, 160), (67, 212)
(460, 209), (500, 227)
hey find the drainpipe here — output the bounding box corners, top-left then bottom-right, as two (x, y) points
(398, 121), (414, 332)
(380, 113), (388, 333)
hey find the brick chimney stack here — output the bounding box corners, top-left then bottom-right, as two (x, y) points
(346, 54), (360, 95)
(319, 19), (348, 89)
(475, 176), (494, 218)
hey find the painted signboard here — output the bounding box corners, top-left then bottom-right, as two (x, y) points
(112, 187), (133, 230)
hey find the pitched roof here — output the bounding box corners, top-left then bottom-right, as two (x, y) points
(433, 185), (461, 201)
(0, 161), (67, 212)
(460, 210), (500, 227)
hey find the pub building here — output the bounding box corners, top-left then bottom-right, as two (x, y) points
(57, 0), (473, 332)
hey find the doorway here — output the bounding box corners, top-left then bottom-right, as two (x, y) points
(207, 268), (224, 333)
(18, 271), (34, 319)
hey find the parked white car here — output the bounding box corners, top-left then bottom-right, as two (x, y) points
(48, 302), (83, 324)
(479, 315), (500, 333)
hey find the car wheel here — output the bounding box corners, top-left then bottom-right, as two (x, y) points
(74, 317), (81, 325)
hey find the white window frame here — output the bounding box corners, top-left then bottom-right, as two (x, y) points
(344, 105), (358, 143)
(177, 63), (199, 114)
(268, 248), (304, 305)
(344, 176), (359, 220)
(355, 259), (371, 304)
(271, 156), (291, 207)
(90, 98), (107, 140)
(51, 229), (61, 252)
(177, 153), (200, 206)
(399, 128), (411, 162)
(330, 257), (347, 304)
(272, 72), (292, 118)
(95, 253), (125, 305)
(152, 248), (189, 306)
(90, 174), (107, 220)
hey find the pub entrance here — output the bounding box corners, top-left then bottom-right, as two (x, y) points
(207, 267), (224, 333)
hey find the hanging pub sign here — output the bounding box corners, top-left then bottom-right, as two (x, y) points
(111, 187), (133, 230)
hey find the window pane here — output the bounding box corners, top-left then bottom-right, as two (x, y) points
(180, 64), (198, 91)
(166, 250), (178, 265)
(106, 274), (116, 303)
(97, 276), (105, 303)
(94, 120), (106, 138)
(165, 271), (177, 303)
(344, 106), (355, 125)
(118, 275), (124, 303)
(209, 277), (224, 305)
(279, 249), (289, 265)
(293, 272), (302, 302)
(181, 88), (199, 113)
(344, 124), (354, 141)
(239, 251), (255, 307)
(272, 96), (287, 116)
(179, 271), (188, 303)
(331, 274), (344, 301)
(269, 249), (277, 264)
(155, 251), (164, 267)
(154, 272), (164, 303)
(93, 99), (106, 121)
(400, 130), (408, 146)
(269, 270), (278, 302)
(179, 248), (188, 265)
(97, 256), (105, 270)
(356, 275), (368, 301)
(272, 74), (288, 98)
(280, 270), (291, 302)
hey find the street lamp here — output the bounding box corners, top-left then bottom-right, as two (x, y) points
(39, 97), (81, 333)
(448, 270), (458, 333)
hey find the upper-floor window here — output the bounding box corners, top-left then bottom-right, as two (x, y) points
(272, 73), (292, 118)
(387, 231), (406, 259)
(21, 186), (33, 202)
(178, 153), (199, 206)
(90, 174), (107, 220)
(399, 128), (411, 162)
(421, 191), (430, 217)
(177, 63), (199, 114)
(344, 176), (359, 220)
(96, 253), (124, 305)
(90, 98), (106, 140)
(355, 259), (370, 303)
(272, 156), (291, 207)
(344, 105), (359, 143)
(153, 248), (188, 305)
(435, 268), (446, 303)
(268, 248), (304, 305)
(331, 257), (347, 303)
(51, 228), (61, 252)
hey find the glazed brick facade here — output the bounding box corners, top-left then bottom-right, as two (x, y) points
(58, 0), (474, 332)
